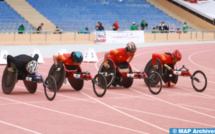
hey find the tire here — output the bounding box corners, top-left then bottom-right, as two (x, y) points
(146, 71), (162, 95)
(23, 80), (37, 93)
(44, 75), (57, 101)
(48, 62), (65, 91)
(1, 65), (18, 94)
(98, 60), (116, 88)
(92, 73), (107, 97)
(144, 59), (162, 86)
(191, 70), (207, 92)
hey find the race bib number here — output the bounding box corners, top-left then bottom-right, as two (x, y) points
(74, 74), (81, 78)
(173, 71), (181, 75)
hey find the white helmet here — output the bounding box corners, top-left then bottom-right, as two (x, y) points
(27, 60), (38, 74)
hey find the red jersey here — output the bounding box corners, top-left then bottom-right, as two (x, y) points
(57, 53), (75, 65)
(108, 48), (134, 63)
(112, 22), (119, 30)
(152, 53), (175, 65)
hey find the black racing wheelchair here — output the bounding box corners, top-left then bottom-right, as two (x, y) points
(1, 63), (57, 101)
(48, 61), (107, 97)
(98, 59), (163, 95)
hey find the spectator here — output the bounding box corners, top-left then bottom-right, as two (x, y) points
(18, 24), (25, 34)
(176, 28), (182, 34)
(183, 22), (188, 33)
(159, 21), (165, 33)
(112, 21), (119, 31)
(78, 28), (83, 34)
(95, 21), (101, 31)
(136, 26), (139, 30)
(98, 23), (105, 31)
(53, 26), (62, 34)
(130, 22), (137, 30)
(170, 27), (175, 33)
(83, 27), (89, 34)
(152, 27), (157, 33)
(140, 19), (148, 30)
(37, 23), (44, 34)
(164, 23), (169, 33)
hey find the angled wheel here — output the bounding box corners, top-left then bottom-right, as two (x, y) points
(98, 60), (116, 88)
(68, 77), (84, 91)
(1, 64), (18, 94)
(23, 80), (37, 93)
(92, 73), (107, 97)
(144, 59), (162, 86)
(48, 62), (66, 91)
(191, 70), (207, 92)
(145, 71), (162, 95)
(44, 75), (57, 101)
(121, 68), (133, 88)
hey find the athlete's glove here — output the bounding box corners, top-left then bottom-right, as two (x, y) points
(55, 65), (61, 71)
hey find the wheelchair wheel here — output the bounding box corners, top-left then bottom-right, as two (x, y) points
(98, 60), (116, 88)
(144, 59), (162, 86)
(191, 70), (207, 92)
(44, 75), (57, 101)
(121, 68), (133, 88)
(48, 62), (65, 91)
(23, 80), (37, 93)
(145, 71), (162, 95)
(1, 64), (18, 94)
(92, 73), (107, 97)
(68, 77), (84, 91)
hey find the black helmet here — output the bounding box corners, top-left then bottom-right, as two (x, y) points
(126, 42), (136, 53)
(71, 51), (83, 63)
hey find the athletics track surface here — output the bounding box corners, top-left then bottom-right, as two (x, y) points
(0, 42), (214, 134)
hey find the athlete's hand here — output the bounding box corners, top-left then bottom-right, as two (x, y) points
(55, 65), (61, 71)
(153, 65), (158, 69)
(7, 67), (13, 72)
(104, 61), (109, 68)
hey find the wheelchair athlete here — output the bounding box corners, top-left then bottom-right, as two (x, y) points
(152, 49), (182, 87)
(53, 51), (83, 71)
(7, 54), (39, 75)
(103, 42), (136, 87)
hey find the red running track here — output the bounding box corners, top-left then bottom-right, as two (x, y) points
(0, 43), (215, 134)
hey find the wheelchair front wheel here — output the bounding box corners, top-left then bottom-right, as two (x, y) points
(44, 75), (57, 101)
(92, 74), (107, 97)
(146, 71), (162, 95)
(191, 70), (207, 92)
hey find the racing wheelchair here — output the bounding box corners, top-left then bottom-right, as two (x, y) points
(145, 59), (207, 92)
(98, 59), (163, 95)
(48, 61), (107, 97)
(1, 63), (57, 101)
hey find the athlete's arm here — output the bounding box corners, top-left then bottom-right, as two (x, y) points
(103, 51), (110, 68)
(128, 56), (134, 63)
(53, 55), (59, 66)
(152, 53), (161, 69)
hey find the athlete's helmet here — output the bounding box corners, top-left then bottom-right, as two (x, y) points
(27, 60), (38, 74)
(172, 49), (182, 61)
(72, 51), (83, 63)
(126, 42), (136, 53)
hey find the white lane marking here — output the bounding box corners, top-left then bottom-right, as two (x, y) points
(0, 97), (148, 134)
(80, 90), (169, 133)
(178, 104), (215, 111)
(188, 49), (215, 72)
(130, 87), (215, 119)
(113, 105), (215, 127)
(0, 120), (41, 134)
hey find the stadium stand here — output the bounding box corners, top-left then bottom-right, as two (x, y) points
(25, 0), (183, 31)
(5, 0), (56, 31)
(170, 0), (215, 25)
(0, 0), (34, 32)
(147, 0), (215, 30)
